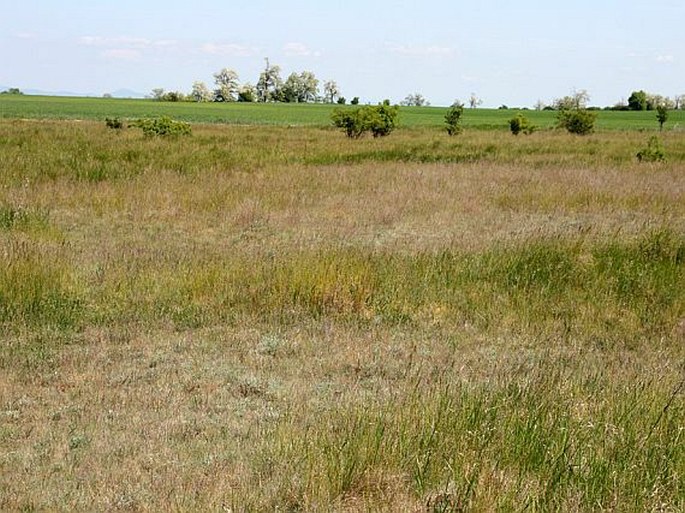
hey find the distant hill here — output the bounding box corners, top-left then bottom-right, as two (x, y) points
(108, 89), (147, 99)
(1, 85), (146, 99)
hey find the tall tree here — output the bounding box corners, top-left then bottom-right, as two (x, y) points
(213, 68), (240, 102)
(191, 81), (213, 102)
(256, 58), (283, 102)
(469, 93), (483, 109)
(628, 90), (648, 111)
(323, 80), (340, 103)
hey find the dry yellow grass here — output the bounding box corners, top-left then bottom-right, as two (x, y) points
(1, 120), (684, 511)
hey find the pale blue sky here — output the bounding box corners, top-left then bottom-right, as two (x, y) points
(2, 0), (683, 106)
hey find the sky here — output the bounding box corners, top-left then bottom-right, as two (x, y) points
(1, 0), (683, 107)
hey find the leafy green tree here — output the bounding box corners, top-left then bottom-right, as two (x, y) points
(444, 102), (464, 135)
(628, 90), (648, 111)
(1, 87), (24, 95)
(350, 97), (360, 105)
(656, 106), (669, 131)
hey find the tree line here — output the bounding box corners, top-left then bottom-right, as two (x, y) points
(150, 59), (354, 105)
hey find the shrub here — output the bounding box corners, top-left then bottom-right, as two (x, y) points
(368, 100), (399, 137)
(331, 108), (370, 139)
(105, 117), (124, 130)
(636, 136), (666, 163)
(350, 97), (360, 105)
(556, 109), (596, 135)
(656, 106), (669, 131)
(331, 101), (399, 138)
(509, 113), (535, 135)
(130, 116), (192, 137)
(444, 102), (464, 136)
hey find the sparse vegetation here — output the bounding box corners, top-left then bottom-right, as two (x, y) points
(105, 117), (124, 129)
(637, 135), (666, 162)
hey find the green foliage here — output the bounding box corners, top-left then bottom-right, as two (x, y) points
(444, 102), (464, 135)
(130, 116), (191, 137)
(337, 97), (346, 105)
(628, 90), (648, 111)
(350, 97), (360, 105)
(556, 108), (597, 135)
(331, 108), (369, 139)
(368, 100), (399, 137)
(509, 113), (535, 135)
(656, 105), (669, 130)
(1, 88), (23, 95)
(331, 101), (399, 138)
(636, 136), (666, 162)
(105, 117), (124, 129)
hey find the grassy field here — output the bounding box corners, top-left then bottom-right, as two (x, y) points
(1, 118), (684, 511)
(2, 94), (685, 130)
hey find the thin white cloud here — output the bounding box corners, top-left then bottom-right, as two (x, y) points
(200, 43), (259, 57)
(656, 55), (674, 63)
(102, 49), (142, 61)
(79, 36), (177, 50)
(283, 42), (321, 57)
(15, 32), (37, 39)
(386, 43), (455, 57)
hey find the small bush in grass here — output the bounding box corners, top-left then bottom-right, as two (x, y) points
(556, 108), (596, 135)
(331, 101), (399, 138)
(105, 117), (124, 129)
(444, 102), (464, 135)
(130, 116), (191, 137)
(509, 113), (535, 135)
(636, 136), (666, 162)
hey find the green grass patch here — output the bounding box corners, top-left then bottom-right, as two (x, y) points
(2, 95), (685, 130)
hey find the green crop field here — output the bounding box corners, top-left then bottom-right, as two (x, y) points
(0, 109), (684, 511)
(2, 94), (685, 130)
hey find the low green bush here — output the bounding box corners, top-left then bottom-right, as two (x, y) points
(509, 113), (535, 135)
(557, 108), (597, 135)
(636, 136), (666, 162)
(105, 117), (124, 129)
(331, 101), (399, 138)
(130, 116), (192, 137)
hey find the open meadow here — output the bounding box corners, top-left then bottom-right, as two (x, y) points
(1, 111), (684, 511)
